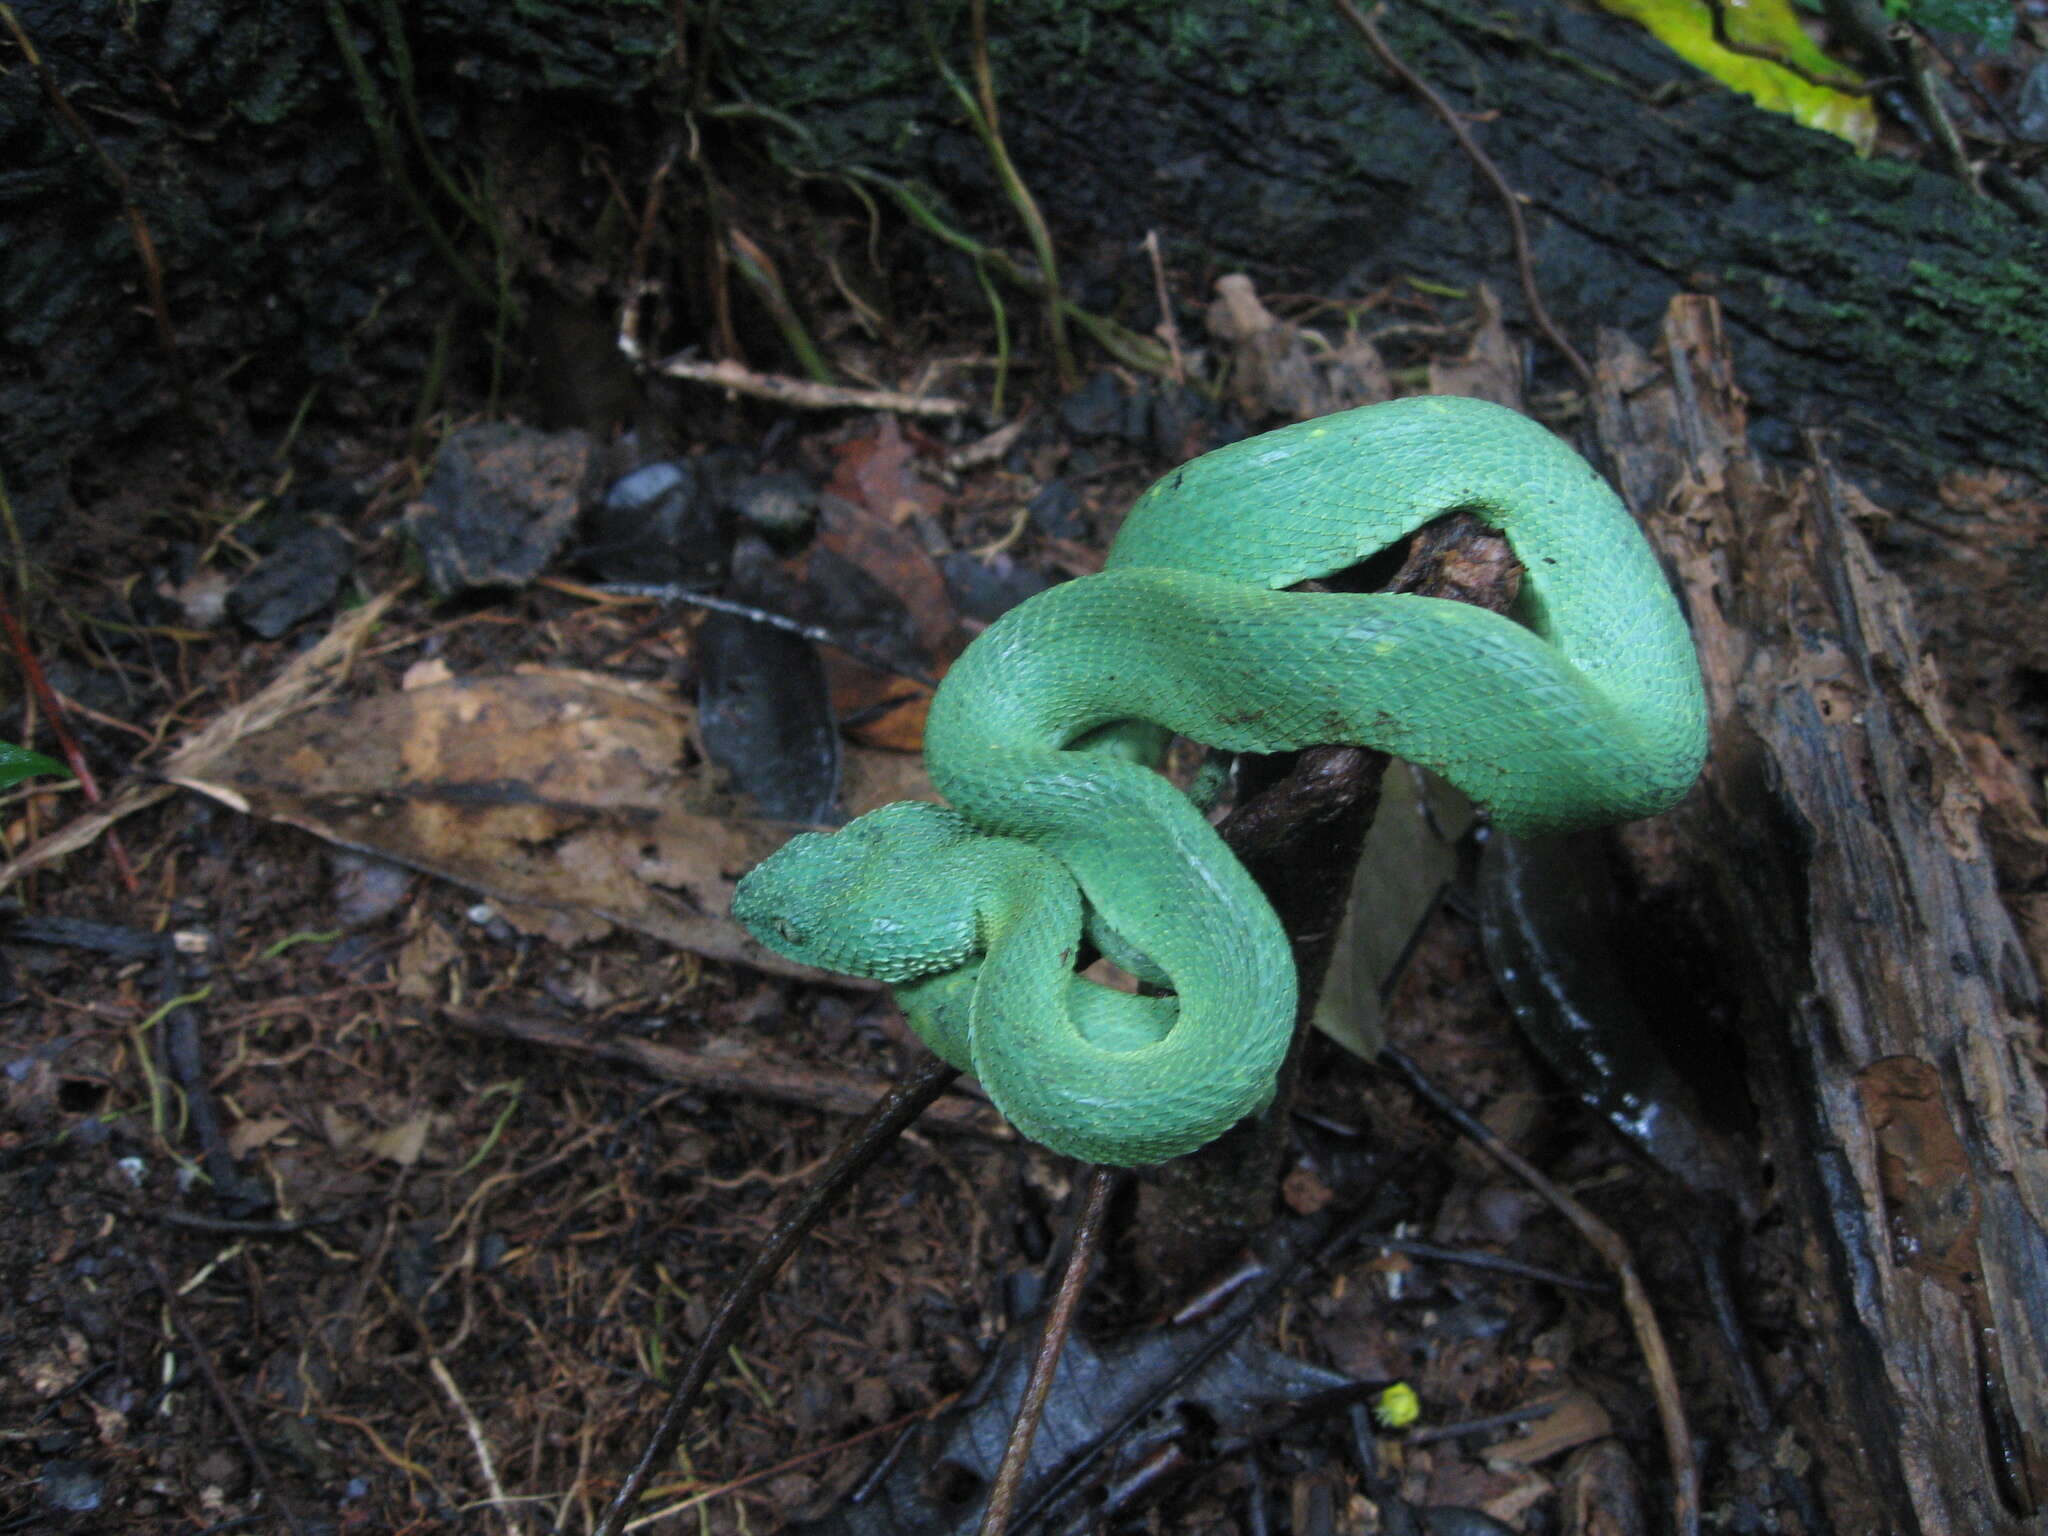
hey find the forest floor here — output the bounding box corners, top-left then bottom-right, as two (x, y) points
(3, 286), (1834, 1536)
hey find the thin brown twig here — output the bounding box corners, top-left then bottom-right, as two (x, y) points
(618, 134), (683, 362)
(1700, 0), (1877, 94)
(1328, 0), (1595, 394)
(588, 1054), (963, 1536)
(1142, 231), (1186, 386)
(624, 1394), (964, 1528)
(1009, 1196), (1411, 1534)
(1380, 1044), (1699, 1536)
(0, 4), (180, 374)
(0, 586), (402, 895)
(0, 582), (138, 893)
(1891, 25), (1975, 187)
(443, 1006), (1005, 1136)
(386, 1279), (520, 1536)
(145, 1251), (310, 1536)
(540, 575), (940, 688)
(647, 353), (968, 415)
(976, 1166), (1118, 1536)
(1912, 21), (2017, 142)
(126, 1199), (381, 1235)
(1348, 1231), (1613, 1293)
(343, 1163), (414, 1357)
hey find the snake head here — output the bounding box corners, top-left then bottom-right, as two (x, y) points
(731, 801), (983, 983)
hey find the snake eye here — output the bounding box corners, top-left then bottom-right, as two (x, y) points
(774, 918), (805, 947)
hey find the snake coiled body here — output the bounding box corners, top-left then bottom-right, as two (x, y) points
(733, 396), (1708, 1164)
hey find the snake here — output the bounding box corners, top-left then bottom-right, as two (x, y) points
(731, 395), (1708, 1165)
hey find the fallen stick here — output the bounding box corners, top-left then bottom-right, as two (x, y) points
(650, 354), (968, 416)
(443, 1007), (1012, 1140)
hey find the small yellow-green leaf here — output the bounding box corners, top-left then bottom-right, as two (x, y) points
(1594, 0), (1877, 151)
(1375, 1382), (1422, 1429)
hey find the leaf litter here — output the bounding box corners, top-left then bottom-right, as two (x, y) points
(0, 277), (1834, 1535)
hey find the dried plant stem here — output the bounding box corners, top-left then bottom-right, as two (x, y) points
(1381, 1044), (1699, 1536)
(0, 3), (180, 373)
(588, 1055), (962, 1536)
(645, 353), (966, 418)
(145, 1252), (309, 1536)
(976, 1166), (1118, 1536)
(1328, 0), (1595, 393)
(0, 581), (137, 893)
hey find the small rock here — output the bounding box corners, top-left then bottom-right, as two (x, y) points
(582, 460), (725, 587)
(2017, 58), (2048, 140)
(728, 470), (818, 537)
(696, 613), (840, 824)
(330, 850), (412, 929)
(409, 424), (595, 593)
(1148, 384), (1217, 460)
(693, 444), (756, 513)
(227, 526), (355, 638)
(1027, 480), (1086, 539)
(1122, 384), (1156, 443)
(941, 550), (1051, 623)
(1059, 370), (1133, 439)
(196, 1448), (244, 1493)
(39, 1460), (104, 1514)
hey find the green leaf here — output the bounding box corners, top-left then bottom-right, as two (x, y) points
(1904, 0), (2013, 48)
(1593, 0), (1878, 151)
(0, 741), (70, 791)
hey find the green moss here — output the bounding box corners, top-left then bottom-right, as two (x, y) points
(1905, 258), (2048, 345)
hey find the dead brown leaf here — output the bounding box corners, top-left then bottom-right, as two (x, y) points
(167, 668), (933, 979)
(820, 457), (958, 655)
(363, 1110), (435, 1167)
(1427, 283), (1523, 409)
(1206, 273), (1393, 420)
(827, 664), (938, 753)
(828, 414), (947, 528)
(1487, 1390), (1615, 1467)
(226, 1114), (294, 1158)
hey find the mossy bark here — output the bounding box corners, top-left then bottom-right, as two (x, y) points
(726, 0), (2048, 508)
(9, 0), (2048, 542)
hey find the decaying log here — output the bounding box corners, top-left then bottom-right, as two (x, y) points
(12, 0), (2048, 554)
(738, 0), (2048, 509)
(1597, 296), (2048, 1535)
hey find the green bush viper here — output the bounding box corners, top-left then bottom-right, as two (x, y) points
(732, 395), (1708, 1165)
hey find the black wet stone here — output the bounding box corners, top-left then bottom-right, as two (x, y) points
(408, 424), (595, 594)
(227, 526), (355, 638)
(696, 612), (840, 825)
(582, 459), (726, 588)
(942, 549), (1052, 623)
(728, 470), (819, 537)
(1027, 480), (1086, 539)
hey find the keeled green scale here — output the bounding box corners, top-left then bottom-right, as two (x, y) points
(734, 396), (1707, 1165)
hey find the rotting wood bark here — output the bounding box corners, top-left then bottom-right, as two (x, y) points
(13, 0), (2048, 567)
(732, 0), (2048, 513)
(1596, 295), (2048, 1536)
(1128, 511), (1523, 1274)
